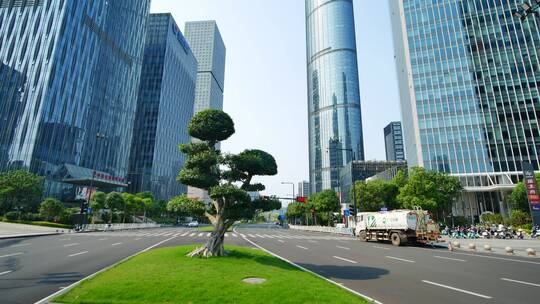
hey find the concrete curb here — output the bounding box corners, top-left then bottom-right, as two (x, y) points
(234, 227), (382, 304)
(34, 235), (178, 304)
(0, 232), (62, 239)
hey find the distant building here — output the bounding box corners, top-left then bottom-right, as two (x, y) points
(128, 14), (198, 200)
(384, 122), (405, 161)
(339, 161), (408, 206)
(298, 181), (310, 198)
(366, 165), (407, 183)
(305, 0), (365, 194)
(184, 20), (226, 202)
(0, 0), (150, 200)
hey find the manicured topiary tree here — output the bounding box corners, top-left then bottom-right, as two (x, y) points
(178, 109), (281, 257)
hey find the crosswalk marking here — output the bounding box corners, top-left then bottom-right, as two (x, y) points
(255, 234), (265, 238)
(206, 233), (211, 237)
(198, 233), (204, 237)
(189, 233), (196, 237)
(225, 233), (229, 237)
(232, 233), (238, 237)
(248, 234), (256, 238)
(181, 232), (189, 236)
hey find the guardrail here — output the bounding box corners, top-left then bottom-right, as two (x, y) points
(289, 225), (354, 236)
(82, 223), (161, 232)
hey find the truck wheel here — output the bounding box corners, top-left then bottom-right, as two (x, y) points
(391, 232), (402, 246)
(358, 231), (367, 242)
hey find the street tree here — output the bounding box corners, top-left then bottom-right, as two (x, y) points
(352, 180), (400, 212)
(285, 202), (306, 224)
(509, 173), (540, 213)
(397, 167), (462, 215)
(167, 194), (205, 222)
(311, 189), (340, 226)
(178, 109), (280, 257)
(0, 170), (43, 214)
(105, 192), (124, 223)
(90, 191), (107, 223)
(39, 198), (65, 222)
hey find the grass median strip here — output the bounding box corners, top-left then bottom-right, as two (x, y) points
(54, 245), (368, 304)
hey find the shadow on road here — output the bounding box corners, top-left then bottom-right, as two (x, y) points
(298, 263), (390, 281)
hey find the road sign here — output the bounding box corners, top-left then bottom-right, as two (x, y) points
(522, 162), (540, 226)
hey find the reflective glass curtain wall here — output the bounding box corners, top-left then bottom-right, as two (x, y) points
(129, 14), (198, 200)
(306, 0), (365, 193)
(0, 0), (150, 198)
(391, 0), (540, 181)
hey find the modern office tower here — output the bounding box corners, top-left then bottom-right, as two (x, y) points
(0, 0), (150, 200)
(128, 14), (198, 200)
(384, 122), (405, 161)
(298, 181), (310, 198)
(184, 21), (226, 114)
(184, 20), (226, 202)
(305, 0), (365, 194)
(390, 0), (540, 219)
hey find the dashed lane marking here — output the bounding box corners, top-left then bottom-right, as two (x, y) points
(422, 280), (492, 299)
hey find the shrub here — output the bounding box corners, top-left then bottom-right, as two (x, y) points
(20, 213), (43, 221)
(5, 211), (20, 221)
(509, 210), (531, 227)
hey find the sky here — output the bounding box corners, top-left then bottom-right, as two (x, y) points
(150, 0), (401, 199)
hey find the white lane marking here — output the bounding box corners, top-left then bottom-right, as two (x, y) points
(413, 246), (540, 265)
(98, 238), (107, 241)
(68, 251), (88, 257)
(10, 243), (31, 248)
(296, 245), (309, 250)
(134, 238), (142, 241)
(333, 256), (358, 264)
(189, 233), (196, 237)
(239, 234), (246, 238)
(264, 234), (274, 239)
(308, 240), (318, 243)
(0, 270), (13, 276)
(207, 233), (211, 237)
(336, 245), (350, 250)
(386, 256), (415, 263)
(501, 278), (540, 287)
(373, 246), (390, 250)
(111, 242), (122, 246)
(198, 233), (204, 237)
(63, 243), (79, 247)
(277, 240), (285, 243)
(180, 232), (189, 236)
(232, 233), (238, 238)
(256, 234), (266, 238)
(422, 280), (492, 299)
(434, 255), (466, 262)
(225, 233), (229, 237)
(163, 233), (172, 236)
(58, 238), (71, 241)
(248, 234), (256, 238)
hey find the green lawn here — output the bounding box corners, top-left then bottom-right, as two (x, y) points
(1, 219), (72, 230)
(54, 245), (367, 304)
(194, 225), (233, 232)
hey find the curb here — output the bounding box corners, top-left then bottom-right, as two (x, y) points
(34, 235), (178, 304)
(0, 232), (62, 240)
(233, 227), (382, 304)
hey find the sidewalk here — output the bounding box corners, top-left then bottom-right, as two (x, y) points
(442, 236), (540, 258)
(0, 222), (65, 239)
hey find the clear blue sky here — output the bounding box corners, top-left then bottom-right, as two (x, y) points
(150, 0), (401, 199)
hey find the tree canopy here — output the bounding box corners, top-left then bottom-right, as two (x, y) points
(509, 173), (540, 213)
(167, 195), (205, 219)
(0, 170), (43, 214)
(178, 109), (280, 257)
(39, 198), (64, 222)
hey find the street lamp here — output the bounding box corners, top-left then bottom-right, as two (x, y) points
(514, 1), (540, 21)
(281, 182), (295, 200)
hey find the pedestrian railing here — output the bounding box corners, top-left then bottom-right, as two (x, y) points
(82, 223), (161, 232)
(289, 225), (354, 236)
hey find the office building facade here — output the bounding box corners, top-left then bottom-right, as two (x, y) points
(306, 0), (365, 194)
(128, 14), (198, 200)
(0, 0), (150, 200)
(384, 121), (405, 161)
(391, 0), (540, 219)
(298, 181), (310, 198)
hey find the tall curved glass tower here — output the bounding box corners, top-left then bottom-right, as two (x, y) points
(306, 0), (364, 194)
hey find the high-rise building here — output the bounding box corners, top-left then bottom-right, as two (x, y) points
(0, 0), (150, 200)
(384, 122), (405, 161)
(184, 20), (226, 203)
(184, 21), (226, 114)
(305, 0), (365, 194)
(128, 14), (198, 200)
(298, 181), (310, 198)
(390, 0), (540, 218)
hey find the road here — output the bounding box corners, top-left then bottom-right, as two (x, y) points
(0, 227), (250, 304)
(237, 225), (540, 304)
(1, 225), (540, 304)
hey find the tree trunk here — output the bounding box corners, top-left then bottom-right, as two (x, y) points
(187, 213), (228, 258)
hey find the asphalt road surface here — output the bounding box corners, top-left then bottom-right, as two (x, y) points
(2, 224), (540, 304)
(237, 225), (540, 304)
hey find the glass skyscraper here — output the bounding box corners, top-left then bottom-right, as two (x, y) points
(128, 14), (198, 200)
(391, 0), (540, 217)
(184, 21), (226, 114)
(384, 121), (405, 161)
(0, 0), (150, 199)
(306, 0), (365, 194)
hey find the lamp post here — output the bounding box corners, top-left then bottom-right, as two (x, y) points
(281, 182), (295, 200)
(514, 1), (540, 20)
(81, 132), (107, 230)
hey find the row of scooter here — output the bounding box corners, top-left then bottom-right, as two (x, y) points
(442, 225), (533, 239)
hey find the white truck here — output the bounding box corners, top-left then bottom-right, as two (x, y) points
(355, 208), (439, 246)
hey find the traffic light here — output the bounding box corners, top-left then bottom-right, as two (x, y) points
(296, 196), (307, 203)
